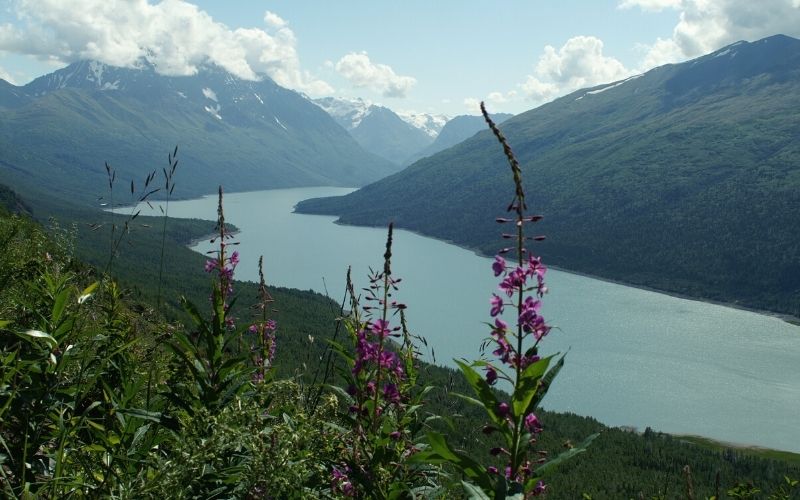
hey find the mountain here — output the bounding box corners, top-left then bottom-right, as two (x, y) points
(404, 112), (513, 165)
(0, 60), (395, 205)
(297, 35), (800, 315)
(313, 97), (439, 164)
(395, 110), (449, 138)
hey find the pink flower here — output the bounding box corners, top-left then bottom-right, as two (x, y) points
(492, 255), (507, 277)
(490, 294), (504, 317)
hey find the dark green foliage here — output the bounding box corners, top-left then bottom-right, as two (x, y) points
(297, 35), (800, 317)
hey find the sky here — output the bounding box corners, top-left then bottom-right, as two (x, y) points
(1, 0), (799, 117)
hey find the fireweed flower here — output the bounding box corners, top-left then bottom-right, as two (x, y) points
(485, 365), (498, 386)
(477, 102), (554, 493)
(331, 466), (355, 497)
(492, 255), (507, 276)
(490, 294), (504, 317)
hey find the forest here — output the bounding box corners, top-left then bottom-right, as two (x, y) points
(1, 114), (799, 498)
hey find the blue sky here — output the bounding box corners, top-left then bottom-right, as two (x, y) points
(1, 1), (799, 116)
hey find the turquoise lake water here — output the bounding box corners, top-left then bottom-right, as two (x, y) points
(145, 186), (800, 452)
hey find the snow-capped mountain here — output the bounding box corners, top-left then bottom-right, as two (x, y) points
(395, 111), (449, 138)
(0, 60), (397, 203)
(313, 96), (374, 130)
(312, 96), (441, 164)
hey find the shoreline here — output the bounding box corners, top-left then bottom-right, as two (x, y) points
(321, 216), (800, 326)
(106, 186), (800, 325)
(159, 188), (800, 457)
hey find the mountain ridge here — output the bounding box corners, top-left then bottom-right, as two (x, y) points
(0, 60), (396, 205)
(296, 34), (800, 315)
(313, 96), (445, 164)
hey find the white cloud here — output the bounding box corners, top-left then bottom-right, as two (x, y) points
(0, 0), (332, 96)
(520, 36), (634, 105)
(335, 52), (416, 98)
(0, 65), (15, 84)
(636, 37), (685, 68)
(633, 0), (800, 69)
(618, 0), (681, 11)
(463, 97), (481, 114)
(263, 11), (287, 29)
(487, 90), (517, 104)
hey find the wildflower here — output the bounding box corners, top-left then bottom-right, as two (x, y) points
(524, 413), (542, 434)
(485, 365), (498, 385)
(499, 267), (526, 296)
(331, 466), (355, 497)
(497, 402), (510, 417)
(383, 383), (401, 404)
(518, 296), (542, 334)
(490, 294), (504, 317)
(492, 255), (507, 276)
(370, 319), (391, 338)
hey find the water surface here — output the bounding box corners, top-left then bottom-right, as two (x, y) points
(146, 187), (800, 452)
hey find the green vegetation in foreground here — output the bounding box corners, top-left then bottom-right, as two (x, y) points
(4, 98), (800, 497)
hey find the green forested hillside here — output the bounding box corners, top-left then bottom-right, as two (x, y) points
(0, 60), (395, 206)
(297, 35), (800, 316)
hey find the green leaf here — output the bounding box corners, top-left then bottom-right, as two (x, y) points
(462, 480), (491, 499)
(455, 359), (502, 424)
(512, 355), (553, 418)
(118, 408), (162, 423)
(415, 431), (493, 492)
(77, 281), (99, 304)
(535, 433), (599, 476)
(0, 320), (11, 329)
(51, 288), (70, 326)
(22, 329), (57, 348)
(527, 352), (567, 415)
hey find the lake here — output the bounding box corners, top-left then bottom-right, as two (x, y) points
(143, 186), (800, 453)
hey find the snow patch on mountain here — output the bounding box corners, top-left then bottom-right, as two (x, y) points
(575, 74), (643, 101)
(204, 103), (222, 120)
(313, 96), (373, 129)
(202, 87), (218, 102)
(313, 96), (450, 137)
(396, 111), (449, 138)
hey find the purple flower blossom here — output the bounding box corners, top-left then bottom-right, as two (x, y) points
(497, 402), (510, 417)
(485, 365), (498, 385)
(204, 260), (216, 273)
(518, 296), (542, 334)
(499, 267), (527, 297)
(370, 319), (391, 338)
(490, 294), (504, 317)
(524, 413), (543, 434)
(331, 466), (355, 497)
(492, 337), (512, 364)
(383, 383), (401, 404)
(492, 255), (507, 277)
